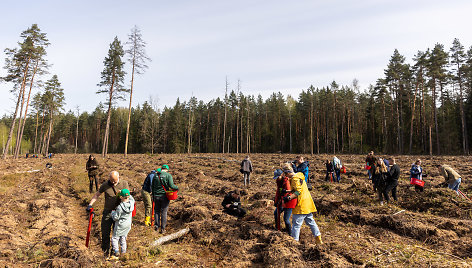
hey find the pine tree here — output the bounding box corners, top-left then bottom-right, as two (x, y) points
(124, 26), (150, 156)
(97, 37), (127, 157)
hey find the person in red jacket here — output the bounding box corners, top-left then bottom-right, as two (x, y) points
(273, 169), (296, 235)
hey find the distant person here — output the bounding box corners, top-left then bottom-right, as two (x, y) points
(410, 159), (424, 192)
(86, 171), (129, 257)
(383, 158), (400, 203)
(437, 164), (462, 192)
(222, 189), (246, 218)
(86, 155), (100, 193)
(292, 155), (309, 183)
(374, 159), (389, 205)
(332, 156), (342, 183)
(142, 168), (160, 226)
(110, 189), (135, 258)
(365, 151), (377, 181)
(240, 156), (253, 187)
(273, 169), (295, 235)
(281, 163), (322, 244)
(151, 164), (178, 233)
(325, 160), (334, 182)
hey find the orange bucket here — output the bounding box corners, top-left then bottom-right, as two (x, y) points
(166, 190), (178, 200)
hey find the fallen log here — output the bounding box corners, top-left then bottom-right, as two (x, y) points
(150, 228), (190, 247)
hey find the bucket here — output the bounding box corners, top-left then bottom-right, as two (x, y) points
(166, 190), (178, 200)
(410, 178), (425, 187)
(365, 165), (371, 170)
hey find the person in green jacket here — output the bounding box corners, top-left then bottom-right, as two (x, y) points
(151, 164), (178, 233)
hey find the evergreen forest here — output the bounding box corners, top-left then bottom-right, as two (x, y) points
(2, 24), (472, 156)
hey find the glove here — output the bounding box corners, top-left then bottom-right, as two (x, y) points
(86, 205), (93, 212)
(283, 196), (291, 203)
(281, 189), (288, 194)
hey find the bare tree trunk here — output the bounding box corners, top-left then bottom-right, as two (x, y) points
(432, 78), (440, 154)
(33, 110), (39, 154)
(75, 107), (80, 154)
(13, 87), (26, 158)
(409, 77), (419, 154)
(456, 63), (469, 154)
(102, 71), (115, 157)
(236, 81), (241, 154)
(310, 94), (313, 155)
(45, 112), (54, 155)
(15, 60), (40, 158)
(222, 78), (228, 154)
(3, 56), (31, 159)
(124, 57), (136, 157)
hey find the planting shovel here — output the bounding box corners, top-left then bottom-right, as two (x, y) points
(151, 200), (155, 226)
(276, 200), (281, 231)
(85, 208), (94, 248)
(458, 189), (470, 201)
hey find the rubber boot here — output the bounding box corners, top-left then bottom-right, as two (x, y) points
(315, 235), (323, 245)
(144, 216), (151, 226)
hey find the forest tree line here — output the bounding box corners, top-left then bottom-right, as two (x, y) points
(1, 24), (472, 156)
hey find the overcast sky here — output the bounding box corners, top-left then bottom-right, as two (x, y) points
(1, 0), (472, 116)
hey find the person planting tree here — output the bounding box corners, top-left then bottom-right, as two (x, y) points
(86, 171), (129, 258)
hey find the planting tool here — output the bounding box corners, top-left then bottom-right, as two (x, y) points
(151, 200), (155, 226)
(85, 207), (94, 248)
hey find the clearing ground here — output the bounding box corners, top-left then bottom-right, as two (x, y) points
(0, 154), (471, 267)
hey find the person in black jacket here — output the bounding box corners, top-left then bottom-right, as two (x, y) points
(86, 155), (100, 193)
(325, 160), (334, 182)
(222, 190), (246, 218)
(383, 158), (400, 203)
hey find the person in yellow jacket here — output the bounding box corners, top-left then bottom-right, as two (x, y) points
(281, 163), (322, 244)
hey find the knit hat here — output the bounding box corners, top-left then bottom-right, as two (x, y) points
(120, 189), (130, 197)
(162, 164), (169, 170)
(273, 169), (283, 179)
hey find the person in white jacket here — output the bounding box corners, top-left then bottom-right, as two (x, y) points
(110, 188), (135, 258)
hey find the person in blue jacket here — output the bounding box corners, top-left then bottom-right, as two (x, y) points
(142, 168), (161, 226)
(292, 155), (309, 183)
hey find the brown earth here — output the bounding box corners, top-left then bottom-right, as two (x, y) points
(0, 154), (471, 267)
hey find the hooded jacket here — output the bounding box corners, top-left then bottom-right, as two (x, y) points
(440, 165), (461, 185)
(290, 172), (316, 214)
(111, 195), (135, 237)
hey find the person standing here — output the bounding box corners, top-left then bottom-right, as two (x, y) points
(332, 156), (342, 183)
(281, 163), (322, 244)
(437, 164), (462, 192)
(410, 159), (424, 192)
(273, 169), (295, 235)
(375, 159), (389, 205)
(292, 155), (309, 183)
(325, 160), (334, 182)
(152, 164), (178, 234)
(110, 189), (135, 258)
(383, 158), (400, 203)
(365, 151), (376, 181)
(86, 171), (129, 257)
(142, 168), (160, 226)
(240, 156), (253, 187)
(86, 155), (100, 193)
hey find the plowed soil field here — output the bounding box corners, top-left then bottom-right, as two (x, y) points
(0, 154), (471, 267)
